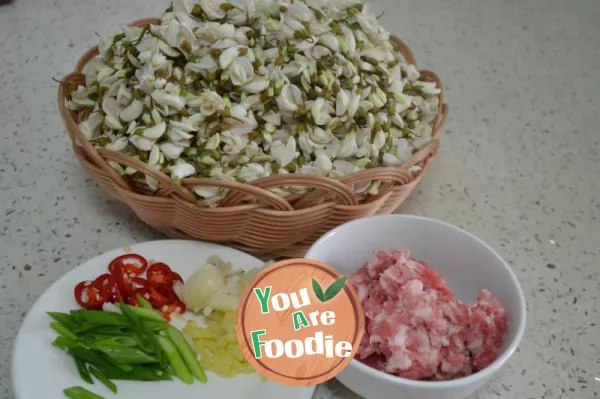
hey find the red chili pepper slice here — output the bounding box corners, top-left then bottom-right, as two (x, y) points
(171, 272), (184, 284)
(110, 262), (133, 299)
(161, 312), (172, 322)
(148, 285), (175, 308)
(108, 254), (148, 277)
(169, 298), (187, 314)
(127, 286), (151, 306)
(123, 278), (150, 305)
(159, 298), (186, 321)
(131, 277), (150, 290)
(94, 274), (122, 303)
(74, 280), (108, 310)
(147, 263), (174, 288)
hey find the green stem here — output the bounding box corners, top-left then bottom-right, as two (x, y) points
(51, 321), (79, 341)
(157, 335), (193, 384)
(127, 305), (167, 323)
(75, 358), (94, 385)
(135, 294), (154, 310)
(63, 386), (105, 399)
(88, 366), (117, 394)
(99, 347), (158, 364)
(70, 310), (129, 327)
(140, 319), (168, 369)
(166, 326), (207, 383)
(47, 312), (77, 330)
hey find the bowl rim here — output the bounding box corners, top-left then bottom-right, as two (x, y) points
(305, 214), (527, 389)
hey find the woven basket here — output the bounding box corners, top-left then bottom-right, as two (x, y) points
(58, 18), (448, 258)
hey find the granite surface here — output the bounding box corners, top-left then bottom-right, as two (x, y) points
(0, 0), (599, 398)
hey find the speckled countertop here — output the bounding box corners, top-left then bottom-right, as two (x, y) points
(1, 0), (599, 398)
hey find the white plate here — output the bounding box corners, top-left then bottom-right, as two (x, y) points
(11, 239), (315, 399)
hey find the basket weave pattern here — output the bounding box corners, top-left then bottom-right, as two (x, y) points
(58, 18), (449, 258)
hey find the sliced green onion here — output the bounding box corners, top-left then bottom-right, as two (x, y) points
(63, 386), (105, 399)
(88, 365), (117, 394)
(157, 335), (193, 384)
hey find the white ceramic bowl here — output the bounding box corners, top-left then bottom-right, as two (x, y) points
(305, 214), (526, 399)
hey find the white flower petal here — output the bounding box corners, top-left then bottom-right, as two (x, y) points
(101, 96), (120, 119)
(186, 55), (217, 72)
(325, 138), (341, 158)
(168, 127), (194, 141)
(383, 153), (402, 165)
(227, 116), (254, 136)
(241, 94), (260, 108)
(405, 64), (420, 82)
(229, 57), (254, 86)
(148, 145), (160, 166)
(336, 89), (349, 116)
(190, 91), (225, 116)
(158, 40), (180, 57)
(205, 133), (221, 150)
(143, 121), (167, 139)
(310, 98), (324, 116)
(230, 104), (247, 118)
(124, 166), (138, 176)
(122, 26), (144, 42)
(200, 0), (226, 19)
(151, 90), (186, 110)
(356, 13), (379, 36)
(170, 119), (195, 132)
(146, 175), (159, 191)
(360, 100), (374, 113)
(315, 152), (332, 175)
(331, 160), (357, 178)
(270, 137), (296, 167)
(392, 114), (405, 128)
(108, 161), (124, 175)
(348, 91), (360, 118)
(79, 112), (103, 139)
(238, 163), (265, 182)
(164, 19), (180, 48)
(319, 33), (340, 53)
(96, 66), (115, 84)
(338, 131), (358, 158)
(193, 186), (221, 198)
(373, 129), (386, 150)
(277, 84), (303, 112)
(414, 80), (441, 95)
(221, 130), (247, 154)
(120, 100), (144, 122)
(310, 45), (331, 59)
(171, 162), (196, 179)
(243, 79), (270, 94)
(393, 92), (413, 113)
(294, 37), (317, 52)
(219, 45), (242, 69)
(106, 137), (128, 151)
(105, 115), (123, 130)
(125, 121), (137, 135)
(116, 84), (132, 106)
(212, 38), (239, 49)
(261, 110), (281, 126)
(342, 25), (356, 56)
(160, 142), (186, 159)
(396, 138), (413, 161)
(283, 61), (305, 77)
(130, 135), (154, 151)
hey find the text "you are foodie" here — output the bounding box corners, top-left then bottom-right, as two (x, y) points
(250, 279), (353, 360)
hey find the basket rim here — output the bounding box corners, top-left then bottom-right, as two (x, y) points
(58, 17), (449, 214)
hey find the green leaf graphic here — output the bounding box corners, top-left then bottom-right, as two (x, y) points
(323, 277), (347, 302)
(312, 279), (325, 302)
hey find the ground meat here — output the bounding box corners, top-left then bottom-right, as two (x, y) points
(351, 249), (508, 381)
